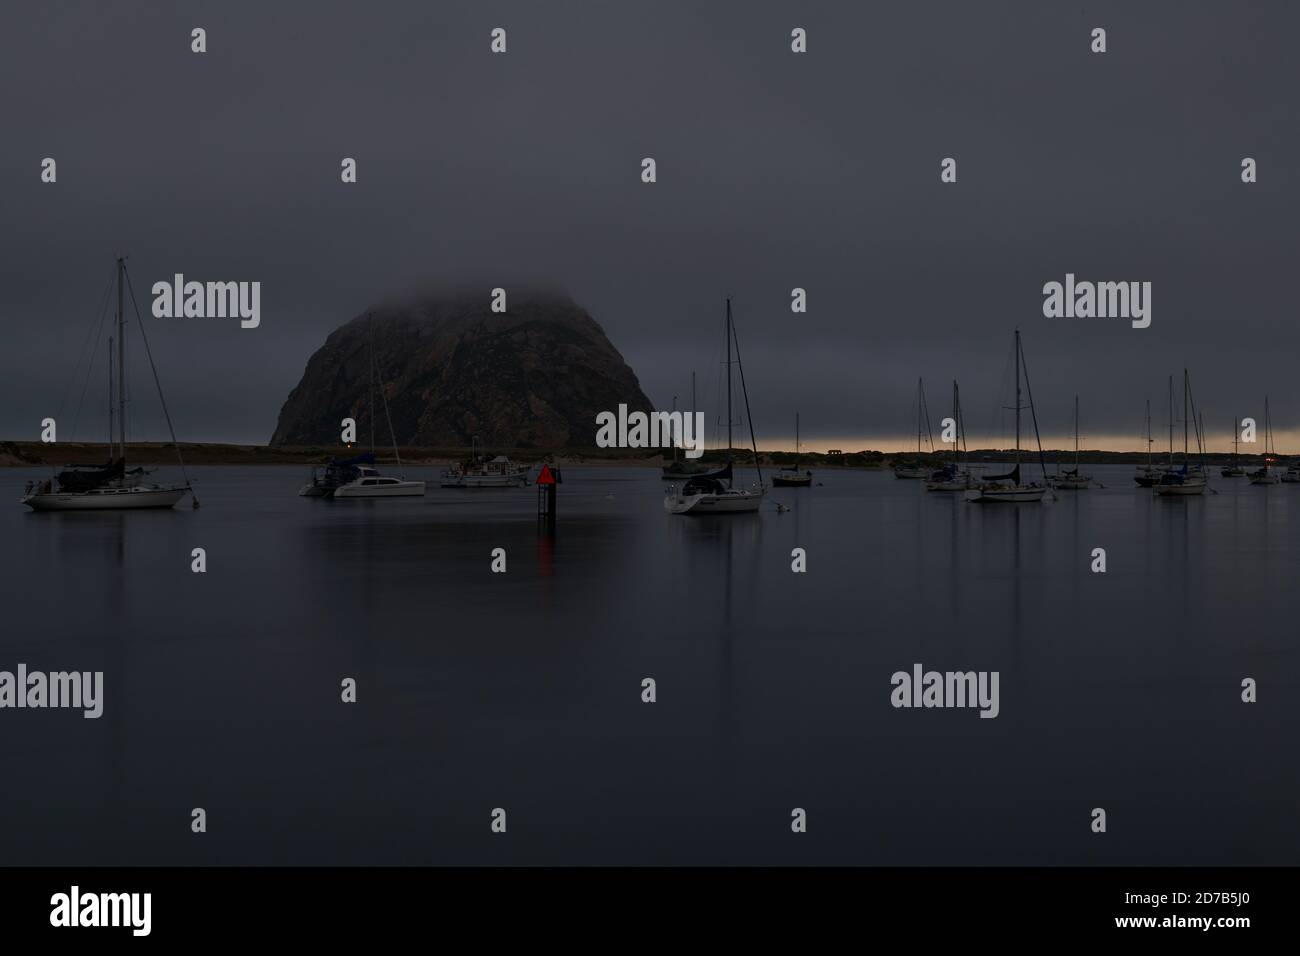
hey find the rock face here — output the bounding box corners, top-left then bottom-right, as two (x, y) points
(269, 286), (654, 449)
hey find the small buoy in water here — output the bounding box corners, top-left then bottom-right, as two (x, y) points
(775, 502), (789, 513)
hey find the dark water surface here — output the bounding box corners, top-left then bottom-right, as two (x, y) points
(1, 463), (1297, 865)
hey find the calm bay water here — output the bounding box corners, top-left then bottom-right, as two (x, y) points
(1, 463), (1297, 865)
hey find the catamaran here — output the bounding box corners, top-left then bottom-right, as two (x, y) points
(772, 413), (813, 487)
(1249, 396), (1280, 485)
(22, 257), (195, 511)
(306, 313), (424, 498)
(965, 331), (1050, 503)
(1153, 371), (1207, 496)
(893, 378), (934, 478)
(664, 298), (765, 515)
(300, 453), (379, 496)
(1049, 395), (1092, 490)
(926, 380), (975, 491)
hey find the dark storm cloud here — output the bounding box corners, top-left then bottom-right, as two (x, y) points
(1, 1), (1296, 448)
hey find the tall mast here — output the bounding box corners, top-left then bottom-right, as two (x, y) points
(725, 298), (733, 465)
(1167, 375), (1173, 467)
(1264, 396), (1272, 458)
(1014, 329), (1021, 470)
(1074, 394), (1080, 470)
(917, 378), (923, 456)
(107, 335), (115, 458)
(671, 393), (679, 463)
(1232, 416), (1238, 463)
(368, 313), (376, 456)
(116, 256), (126, 462)
(795, 412), (800, 465)
(1183, 369), (1189, 461)
(951, 381), (959, 467)
(1145, 399), (1152, 469)
(956, 381), (966, 467)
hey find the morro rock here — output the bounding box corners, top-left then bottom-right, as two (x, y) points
(269, 285), (654, 449)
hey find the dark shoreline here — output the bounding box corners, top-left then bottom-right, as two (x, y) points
(0, 440), (1276, 469)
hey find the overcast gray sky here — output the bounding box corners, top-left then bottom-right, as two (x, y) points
(2, 1), (1296, 451)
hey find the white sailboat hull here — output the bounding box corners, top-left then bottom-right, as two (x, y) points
(664, 488), (765, 515)
(964, 484), (1047, 503)
(1249, 474), (1280, 486)
(22, 484), (187, 511)
(1154, 478), (1207, 496)
(333, 479), (426, 498)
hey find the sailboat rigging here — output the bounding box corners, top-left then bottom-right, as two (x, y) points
(1049, 395), (1092, 490)
(662, 369), (729, 481)
(1153, 369), (1208, 496)
(965, 329), (1050, 503)
(1221, 416), (1245, 477)
(22, 257), (195, 511)
(664, 298), (765, 515)
(926, 380), (975, 491)
(1249, 396), (1280, 485)
(301, 313), (426, 498)
(772, 413), (813, 487)
(894, 378), (934, 479)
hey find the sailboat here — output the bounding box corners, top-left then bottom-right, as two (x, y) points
(1153, 370), (1207, 496)
(965, 330), (1050, 503)
(1249, 396), (1280, 485)
(926, 380), (975, 491)
(439, 436), (531, 488)
(1221, 416), (1246, 477)
(312, 314), (425, 498)
(772, 413), (813, 487)
(664, 298), (765, 515)
(1133, 400), (1167, 486)
(893, 378), (934, 478)
(661, 371), (729, 482)
(22, 257), (194, 511)
(1049, 395), (1092, 490)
